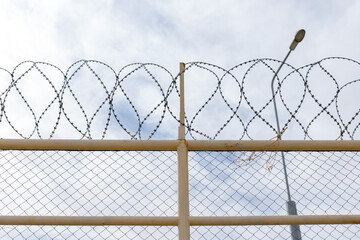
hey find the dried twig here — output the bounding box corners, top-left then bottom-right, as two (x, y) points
(236, 127), (287, 174)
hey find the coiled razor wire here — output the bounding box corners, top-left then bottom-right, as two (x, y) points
(0, 57), (359, 140)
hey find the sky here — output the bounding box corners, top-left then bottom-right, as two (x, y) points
(1, 0), (360, 140)
(1, 1), (360, 239)
(0, 0), (359, 69)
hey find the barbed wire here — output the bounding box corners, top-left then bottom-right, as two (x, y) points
(0, 57), (359, 139)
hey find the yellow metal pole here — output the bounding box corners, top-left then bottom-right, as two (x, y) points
(178, 141), (190, 239)
(178, 62), (186, 140)
(1, 215), (359, 226)
(0, 139), (179, 151)
(0, 216), (178, 226)
(1, 139), (360, 152)
(189, 215), (360, 226)
(177, 62), (190, 240)
(187, 140), (360, 151)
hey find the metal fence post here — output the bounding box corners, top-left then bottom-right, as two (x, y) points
(178, 62), (190, 240)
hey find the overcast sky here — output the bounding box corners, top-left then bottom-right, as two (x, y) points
(1, 2), (360, 239)
(1, 0), (359, 69)
(1, 0), (360, 140)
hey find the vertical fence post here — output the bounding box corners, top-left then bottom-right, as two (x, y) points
(177, 62), (190, 240)
(178, 62), (186, 140)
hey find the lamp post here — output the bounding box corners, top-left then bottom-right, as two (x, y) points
(271, 29), (305, 240)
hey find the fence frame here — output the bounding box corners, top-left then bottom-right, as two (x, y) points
(0, 215), (360, 226)
(1, 62), (360, 239)
(1, 140), (360, 227)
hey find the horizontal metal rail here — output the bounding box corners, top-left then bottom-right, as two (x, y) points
(188, 140), (360, 151)
(0, 216), (178, 226)
(1, 215), (360, 226)
(1, 139), (360, 151)
(189, 215), (360, 226)
(0, 139), (179, 151)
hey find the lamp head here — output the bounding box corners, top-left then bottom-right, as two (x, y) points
(289, 29), (306, 50)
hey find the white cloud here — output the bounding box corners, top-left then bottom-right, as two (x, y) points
(0, 0), (359, 67)
(0, 0), (359, 140)
(1, 2), (360, 239)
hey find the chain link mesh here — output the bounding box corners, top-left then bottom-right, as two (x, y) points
(0, 226), (177, 240)
(0, 150), (178, 239)
(189, 151), (360, 239)
(1, 57), (360, 239)
(190, 225), (360, 240)
(1, 149), (359, 239)
(0, 225), (178, 240)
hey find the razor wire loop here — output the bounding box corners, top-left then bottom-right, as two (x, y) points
(170, 61), (245, 140)
(62, 60), (118, 139)
(242, 59), (278, 139)
(304, 57), (360, 140)
(337, 79), (360, 139)
(184, 62), (239, 140)
(1, 61), (65, 139)
(237, 59), (305, 140)
(277, 63), (307, 137)
(0, 57), (360, 140)
(115, 63), (175, 140)
(331, 57), (360, 139)
(186, 62), (222, 140)
(0, 67), (13, 123)
(304, 59), (343, 140)
(215, 63), (244, 139)
(278, 63), (310, 140)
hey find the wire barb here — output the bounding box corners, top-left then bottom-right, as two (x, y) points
(0, 57), (359, 140)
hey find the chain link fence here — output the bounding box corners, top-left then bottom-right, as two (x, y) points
(0, 226), (177, 240)
(189, 151), (360, 239)
(1, 148), (360, 239)
(0, 150), (178, 239)
(1, 58), (360, 239)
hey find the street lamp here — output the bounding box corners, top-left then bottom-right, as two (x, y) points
(271, 29), (305, 240)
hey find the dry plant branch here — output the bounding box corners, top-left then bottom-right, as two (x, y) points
(236, 127), (287, 174)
